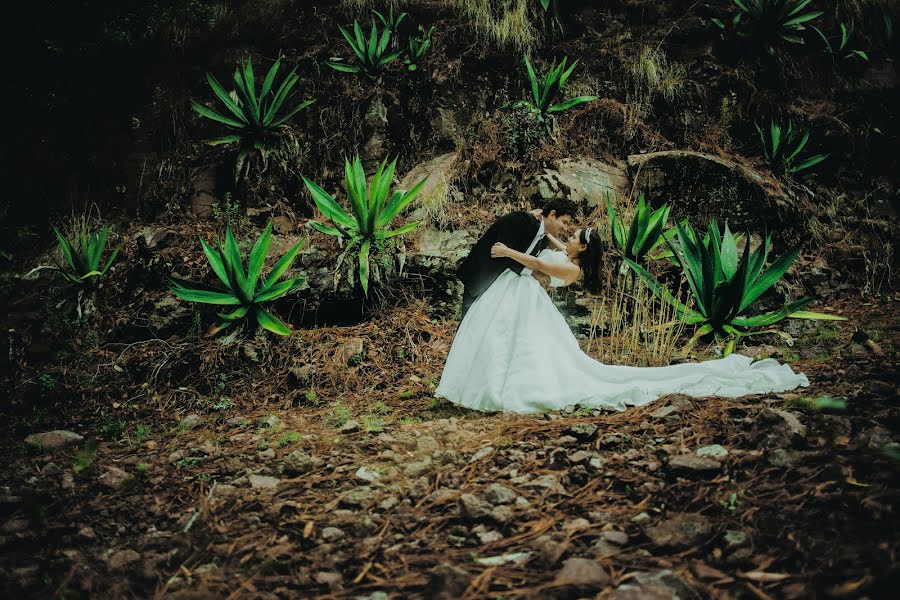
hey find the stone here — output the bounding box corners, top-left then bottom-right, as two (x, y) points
(189, 165), (219, 218)
(669, 454), (721, 472)
(257, 448), (276, 460)
(553, 557), (611, 588)
(489, 505), (515, 525)
(754, 408), (807, 449)
(520, 157), (629, 214)
(459, 494), (493, 520)
(314, 571), (343, 590)
(426, 488), (457, 504)
(24, 430), (83, 450)
(340, 420), (361, 434)
(355, 467), (381, 482)
(179, 414), (201, 430)
(631, 512), (651, 524)
(98, 467), (134, 491)
(626, 150), (789, 234)
(628, 569), (693, 598)
(767, 448), (800, 468)
(78, 526), (96, 541)
(41, 463), (62, 476)
(257, 414), (281, 429)
(645, 514), (712, 548)
(483, 483), (517, 506)
(341, 486), (378, 508)
(403, 458), (432, 478)
(399, 152), (460, 208)
(534, 537), (568, 566)
(564, 423), (599, 441)
(321, 527), (345, 542)
(282, 450), (323, 475)
(523, 473), (567, 495)
(226, 417), (247, 428)
(601, 530), (629, 546)
(108, 549), (141, 572)
(469, 447), (494, 463)
(477, 529), (503, 544)
(428, 562), (472, 598)
(248, 475), (280, 490)
(696, 444), (728, 458)
(724, 530), (748, 548)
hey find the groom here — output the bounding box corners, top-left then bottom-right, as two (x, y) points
(457, 199), (578, 319)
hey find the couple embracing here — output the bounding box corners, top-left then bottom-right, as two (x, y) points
(435, 200), (809, 414)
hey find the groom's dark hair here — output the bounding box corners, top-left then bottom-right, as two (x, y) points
(541, 199), (578, 218)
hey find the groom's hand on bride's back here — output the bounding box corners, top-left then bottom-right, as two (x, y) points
(532, 271), (551, 289)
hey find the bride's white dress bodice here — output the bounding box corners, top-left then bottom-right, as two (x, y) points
(435, 249), (809, 413)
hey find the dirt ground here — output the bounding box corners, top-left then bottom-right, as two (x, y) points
(1, 293), (897, 599)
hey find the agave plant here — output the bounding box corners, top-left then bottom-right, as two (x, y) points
(712, 0), (823, 54)
(812, 20), (869, 61)
(302, 156), (426, 296)
(328, 19), (403, 78)
(606, 193), (672, 264)
(191, 57), (315, 178)
(51, 225), (119, 285)
(404, 25), (433, 71)
(756, 119), (829, 175)
(507, 55), (597, 120)
(624, 220), (843, 355)
(170, 222), (304, 336)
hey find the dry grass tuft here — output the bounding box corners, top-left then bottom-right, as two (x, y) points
(456, 0), (541, 52)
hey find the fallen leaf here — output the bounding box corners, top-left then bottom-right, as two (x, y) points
(693, 562), (732, 581)
(740, 571), (791, 582)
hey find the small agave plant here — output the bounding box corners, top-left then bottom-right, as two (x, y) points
(191, 56), (315, 179)
(506, 55), (598, 121)
(170, 222), (304, 336)
(606, 193), (672, 265)
(625, 220), (843, 355)
(51, 225), (119, 285)
(302, 156), (426, 296)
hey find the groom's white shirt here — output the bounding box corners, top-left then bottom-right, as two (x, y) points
(520, 218), (545, 277)
(526, 219), (545, 254)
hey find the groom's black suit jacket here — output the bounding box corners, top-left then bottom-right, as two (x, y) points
(457, 211), (547, 302)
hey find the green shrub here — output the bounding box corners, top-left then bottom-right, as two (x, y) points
(756, 118), (829, 175)
(606, 193), (672, 264)
(712, 0), (823, 55)
(812, 20), (869, 61)
(328, 19), (403, 78)
(625, 220), (843, 354)
(51, 225), (119, 285)
(404, 25), (433, 71)
(191, 57), (314, 177)
(170, 221), (304, 335)
(302, 156), (426, 296)
(504, 55), (597, 121)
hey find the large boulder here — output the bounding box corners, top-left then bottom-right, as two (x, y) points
(517, 157), (629, 215)
(626, 150), (796, 234)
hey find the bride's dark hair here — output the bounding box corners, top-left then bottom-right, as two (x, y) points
(578, 227), (607, 294)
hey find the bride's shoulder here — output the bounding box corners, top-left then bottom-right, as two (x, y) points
(538, 248), (568, 261)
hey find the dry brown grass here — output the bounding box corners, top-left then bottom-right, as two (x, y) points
(456, 0), (541, 51)
(585, 274), (688, 367)
(623, 45), (685, 139)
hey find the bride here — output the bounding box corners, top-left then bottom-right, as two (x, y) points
(435, 226), (809, 414)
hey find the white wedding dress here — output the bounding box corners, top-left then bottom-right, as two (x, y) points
(435, 249), (809, 414)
